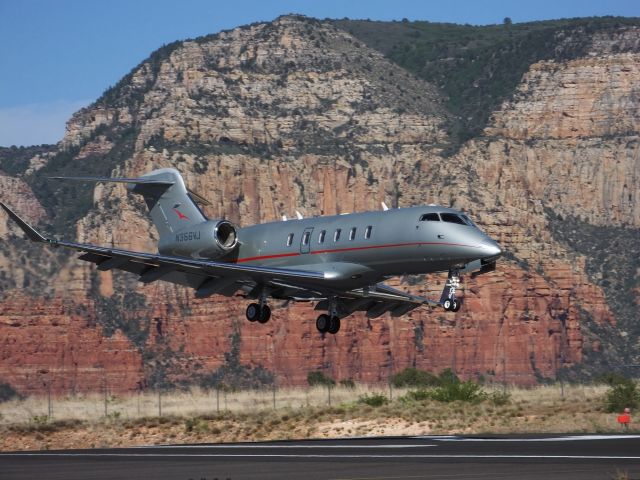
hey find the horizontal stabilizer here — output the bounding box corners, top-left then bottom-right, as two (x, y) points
(48, 176), (173, 186)
(49, 175), (212, 206)
(0, 202), (48, 243)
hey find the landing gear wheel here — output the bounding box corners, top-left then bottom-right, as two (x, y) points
(452, 299), (461, 312)
(316, 314), (330, 333)
(258, 305), (271, 324)
(443, 299), (453, 311)
(246, 303), (260, 322)
(327, 316), (341, 334)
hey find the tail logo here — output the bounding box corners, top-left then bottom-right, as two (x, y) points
(174, 208), (190, 220)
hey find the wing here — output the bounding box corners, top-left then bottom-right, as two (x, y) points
(271, 279), (438, 318)
(0, 203), (325, 298)
(1, 202), (438, 315)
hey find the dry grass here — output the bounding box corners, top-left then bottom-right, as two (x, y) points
(0, 383), (636, 452)
(0, 384), (397, 424)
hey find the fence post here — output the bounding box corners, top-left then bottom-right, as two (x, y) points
(47, 382), (52, 419)
(328, 383), (332, 407)
(216, 388), (220, 413)
(158, 386), (162, 417)
(103, 378), (108, 417)
(272, 384), (276, 410)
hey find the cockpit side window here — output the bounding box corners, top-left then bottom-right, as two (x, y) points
(419, 213), (440, 222)
(440, 213), (467, 225)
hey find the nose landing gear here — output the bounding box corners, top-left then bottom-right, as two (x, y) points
(441, 269), (462, 312)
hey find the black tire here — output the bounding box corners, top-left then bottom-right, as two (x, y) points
(443, 299), (452, 311)
(316, 314), (330, 333)
(452, 299), (462, 312)
(258, 305), (271, 324)
(246, 303), (260, 322)
(328, 316), (341, 334)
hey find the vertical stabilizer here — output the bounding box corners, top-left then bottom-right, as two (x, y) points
(129, 168), (207, 239)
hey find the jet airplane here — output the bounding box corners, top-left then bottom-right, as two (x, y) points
(1, 168), (502, 334)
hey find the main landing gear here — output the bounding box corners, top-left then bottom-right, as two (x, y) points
(246, 289), (271, 324)
(316, 296), (341, 334)
(316, 314), (340, 334)
(246, 303), (271, 323)
(441, 269), (462, 312)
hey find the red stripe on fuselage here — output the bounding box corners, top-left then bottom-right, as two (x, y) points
(235, 241), (479, 263)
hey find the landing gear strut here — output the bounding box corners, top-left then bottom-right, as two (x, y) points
(246, 289), (271, 324)
(441, 269), (462, 312)
(316, 296), (341, 334)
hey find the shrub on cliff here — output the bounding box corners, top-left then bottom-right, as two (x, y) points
(390, 368), (439, 388)
(339, 379), (356, 389)
(0, 382), (22, 403)
(307, 371), (335, 387)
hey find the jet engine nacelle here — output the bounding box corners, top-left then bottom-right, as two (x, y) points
(158, 219), (238, 259)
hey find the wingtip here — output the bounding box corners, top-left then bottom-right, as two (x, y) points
(0, 202), (48, 243)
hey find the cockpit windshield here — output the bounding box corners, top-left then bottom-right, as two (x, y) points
(440, 213), (466, 225)
(419, 212), (479, 228)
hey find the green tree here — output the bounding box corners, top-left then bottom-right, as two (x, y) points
(605, 381), (640, 413)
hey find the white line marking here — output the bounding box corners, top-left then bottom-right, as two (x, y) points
(2, 453), (640, 460)
(416, 435), (640, 442)
(145, 444), (436, 449)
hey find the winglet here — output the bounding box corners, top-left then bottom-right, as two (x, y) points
(0, 203), (49, 243)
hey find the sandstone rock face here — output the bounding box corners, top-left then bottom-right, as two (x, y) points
(0, 17), (637, 394)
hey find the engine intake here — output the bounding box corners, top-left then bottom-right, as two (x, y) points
(159, 220), (238, 259)
(214, 221), (237, 250)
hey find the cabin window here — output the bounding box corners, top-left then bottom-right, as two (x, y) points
(440, 213), (467, 225)
(349, 227), (357, 241)
(302, 231), (311, 246)
(319, 230), (326, 243)
(364, 225), (373, 239)
(334, 229), (342, 242)
(419, 213), (440, 222)
(286, 233), (294, 246)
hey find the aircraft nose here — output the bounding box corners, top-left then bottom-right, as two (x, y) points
(481, 240), (502, 258)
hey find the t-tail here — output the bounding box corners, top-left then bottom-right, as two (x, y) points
(51, 168), (238, 259)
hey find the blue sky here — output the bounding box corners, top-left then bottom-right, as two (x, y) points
(0, 0), (637, 146)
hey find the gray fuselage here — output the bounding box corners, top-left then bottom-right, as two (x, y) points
(228, 205), (501, 290)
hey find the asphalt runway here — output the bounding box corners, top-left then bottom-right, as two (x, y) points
(2, 434), (640, 480)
